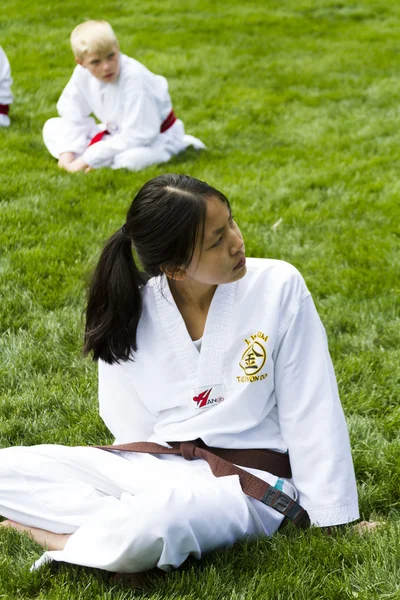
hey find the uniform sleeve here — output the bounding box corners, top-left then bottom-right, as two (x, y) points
(0, 47), (13, 104)
(98, 359), (158, 444)
(56, 72), (97, 155)
(274, 295), (359, 527)
(82, 83), (161, 169)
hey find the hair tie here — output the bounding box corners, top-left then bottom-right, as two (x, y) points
(121, 224), (128, 236)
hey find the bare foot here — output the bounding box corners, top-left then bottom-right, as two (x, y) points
(354, 520), (384, 534)
(0, 519), (70, 550)
(57, 151), (75, 170)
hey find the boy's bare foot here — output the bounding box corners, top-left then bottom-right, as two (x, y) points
(63, 156), (90, 173)
(58, 151), (75, 170)
(0, 519), (70, 550)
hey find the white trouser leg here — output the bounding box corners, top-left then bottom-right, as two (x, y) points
(111, 119), (205, 171)
(111, 142), (171, 171)
(0, 445), (286, 573)
(164, 119), (206, 151)
(42, 117), (100, 159)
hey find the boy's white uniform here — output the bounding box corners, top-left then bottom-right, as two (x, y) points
(0, 47), (13, 127)
(42, 54), (205, 171)
(0, 259), (359, 573)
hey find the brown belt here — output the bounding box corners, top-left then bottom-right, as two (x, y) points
(95, 439), (309, 528)
(203, 444), (292, 478)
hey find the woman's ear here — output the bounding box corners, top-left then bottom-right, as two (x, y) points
(160, 265), (187, 281)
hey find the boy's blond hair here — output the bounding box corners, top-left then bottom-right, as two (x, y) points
(70, 20), (119, 59)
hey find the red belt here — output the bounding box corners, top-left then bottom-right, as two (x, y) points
(160, 109), (176, 133)
(88, 109), (177, 147)
(0, 104), (9, 116)
(88, 130), (108, 146)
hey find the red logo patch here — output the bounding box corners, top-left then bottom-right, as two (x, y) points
(193, 388), (212, 408)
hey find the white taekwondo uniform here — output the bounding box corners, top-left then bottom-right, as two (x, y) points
(0, 259), (359, 574)
(0, 47), (13, 127)
(42, 53), (205, 171)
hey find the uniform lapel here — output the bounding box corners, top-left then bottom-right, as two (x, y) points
(153, 276), (237, 387)
(153, 276), (200, 382)
(101, 82), (119, 125)
(196, 281), (236, 387)
(90, 78), (106, 120)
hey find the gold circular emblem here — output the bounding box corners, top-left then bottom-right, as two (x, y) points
(240, 341), (266, 376)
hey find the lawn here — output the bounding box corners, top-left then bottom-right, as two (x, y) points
(0, 0), (399, 598)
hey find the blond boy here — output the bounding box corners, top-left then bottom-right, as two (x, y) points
(43, 21), (204, 172)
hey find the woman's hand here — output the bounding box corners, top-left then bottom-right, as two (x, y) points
(323, 520), (383, 535)
(353, 520), (384, 534)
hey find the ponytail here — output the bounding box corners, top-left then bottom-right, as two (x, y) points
(83, 228), (147, 364)
(84, 174), (231, 364)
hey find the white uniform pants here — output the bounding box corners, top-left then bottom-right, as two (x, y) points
(0, 444), (294, 573)
(42, 118), (205, 172)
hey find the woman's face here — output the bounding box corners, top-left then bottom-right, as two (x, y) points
(183, 196), (247, 286)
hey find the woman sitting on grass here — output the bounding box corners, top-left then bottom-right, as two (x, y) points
(0, 174), (360, 576)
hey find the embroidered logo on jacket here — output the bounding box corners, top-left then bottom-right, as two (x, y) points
(192, 385), (225, 409)
(237, 331), (268, 383)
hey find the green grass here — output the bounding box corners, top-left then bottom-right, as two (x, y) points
(1, 0), (400, 597)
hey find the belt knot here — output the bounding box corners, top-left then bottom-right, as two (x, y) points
(180, 440), (199, 461)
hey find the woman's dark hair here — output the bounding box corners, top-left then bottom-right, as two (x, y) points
(84, 174), (230, 364)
